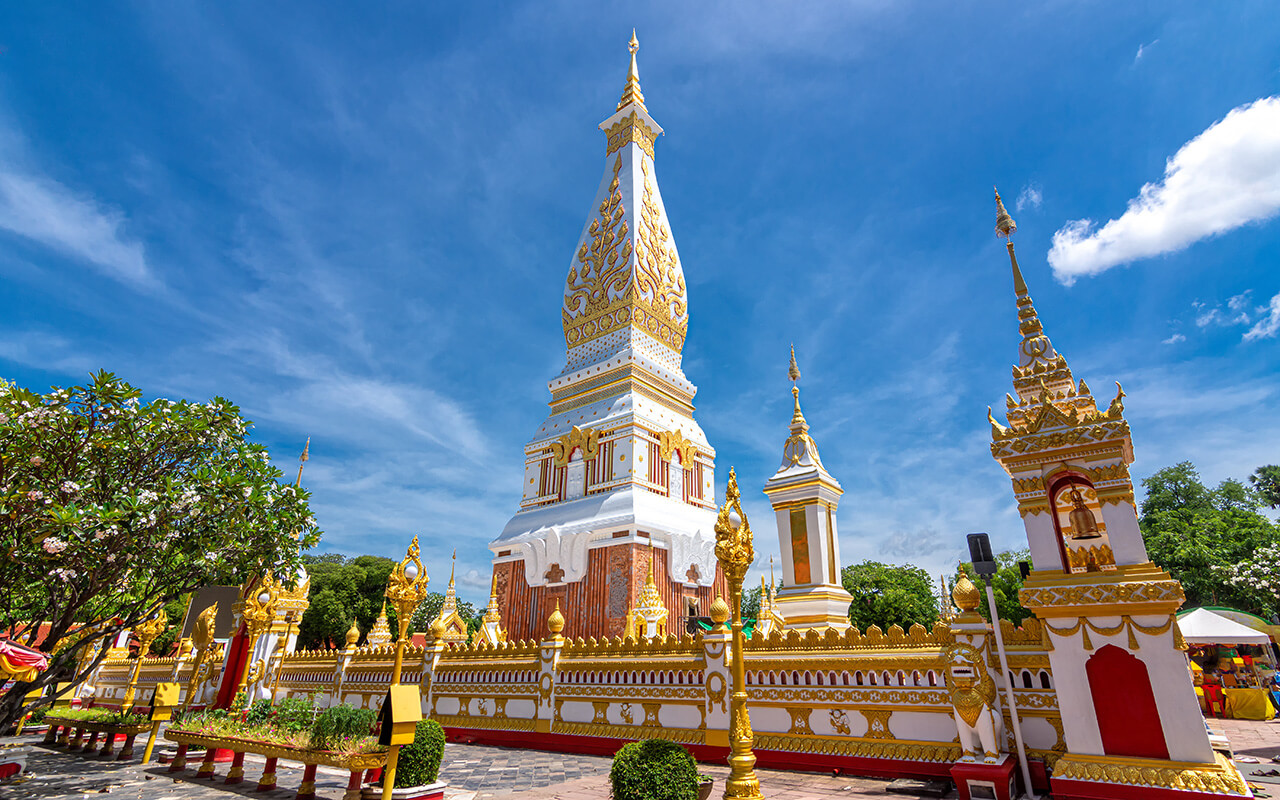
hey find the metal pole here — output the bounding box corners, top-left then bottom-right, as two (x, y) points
(984, 580), (1037, 800)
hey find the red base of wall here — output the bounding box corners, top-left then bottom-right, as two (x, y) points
(443, 726), (959, 782)
(1051, 777), (1249, 800)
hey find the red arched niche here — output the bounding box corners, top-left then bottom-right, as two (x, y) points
(1086, 644), (1169, 760)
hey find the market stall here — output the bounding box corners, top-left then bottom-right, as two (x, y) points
(1180, 608), (1277, 720)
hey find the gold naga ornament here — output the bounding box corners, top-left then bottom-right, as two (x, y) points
(122, 612), (168, 713)
(713, 467), (764, 800)
(181, 602), (219, 711)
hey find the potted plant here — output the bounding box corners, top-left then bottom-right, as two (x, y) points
(610, 738), (700, 800)
(697, 772), (715, 800)
(363, 719), (446, 800)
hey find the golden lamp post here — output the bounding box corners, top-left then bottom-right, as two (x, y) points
(235, 580), (279, 705)
(714, 467), (764, 800)
(381, 536), (430, 800)
(121, 613), (168, 714)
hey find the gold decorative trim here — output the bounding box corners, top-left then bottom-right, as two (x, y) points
(1053, 752), (1248, 796)
(555, 721), (704, 744)
(432, 714), (536, 732)
(604, 112), (658, 159)
(754, 732), (961, 763)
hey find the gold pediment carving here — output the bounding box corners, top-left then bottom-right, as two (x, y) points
(551, 426), (601, 467)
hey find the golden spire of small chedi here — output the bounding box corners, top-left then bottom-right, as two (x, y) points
(753, 556), (785, 638)
(366, 601), (392, 645)
(471, 573), (507, 646)
(626, 539), (669, 640)
(433, 551), (470, 644)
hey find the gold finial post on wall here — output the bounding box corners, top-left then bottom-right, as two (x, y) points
(713, 467), (764, 800)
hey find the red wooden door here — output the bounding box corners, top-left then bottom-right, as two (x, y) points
(1086, 644), (1170, 760)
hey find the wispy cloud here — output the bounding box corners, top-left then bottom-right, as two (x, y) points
(1245, 292), (1280, 341)
(1134, 39), (1158, 64)
(0, 170), (155, 289)
(1195, 291), (1254, 329)
(1015, 184), (1042, 212)
(1047, 96), (1280, 284)
(1162, 333), (1185, 345)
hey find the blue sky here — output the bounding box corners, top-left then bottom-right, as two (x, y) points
(2, 3), (1279, 605)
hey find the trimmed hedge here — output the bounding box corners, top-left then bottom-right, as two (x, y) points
(396, 719), (446, 788)
(610, 739), (699, 800)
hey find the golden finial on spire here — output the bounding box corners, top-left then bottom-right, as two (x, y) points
(788, 344), (801, 383)
(449, 549), (456, 586)
(548, 599), (566, 635)
(995, 186), (1016, 240)
(295, 437), (310, 487)
(616, 29), (647, 112)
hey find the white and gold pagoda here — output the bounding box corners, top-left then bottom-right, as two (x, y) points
(487, 33), (724, 641)
(762, 347), (852, 630)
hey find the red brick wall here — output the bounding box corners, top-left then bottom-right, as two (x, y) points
(493, 541), (727, 642)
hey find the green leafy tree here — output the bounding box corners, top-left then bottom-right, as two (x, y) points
(0, 372), (318, 730)
(296, 554), (397, 649)
(1140, 462), (1280, 614)
(408, 592), (480, 637)
(841, 561), (939, 631)
(1250, 465), (1280, 510)
(956, 549), (1031, 626)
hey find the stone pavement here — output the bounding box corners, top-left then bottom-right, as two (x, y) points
(8, 719), (1280, 799)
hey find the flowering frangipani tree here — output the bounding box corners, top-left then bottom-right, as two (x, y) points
(1215, 544), (1280, 618)
(0, 371), (320, 729)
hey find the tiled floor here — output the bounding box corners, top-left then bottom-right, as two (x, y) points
(9, 718), (1280, 799)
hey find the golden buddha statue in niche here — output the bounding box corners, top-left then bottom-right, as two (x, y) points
(1067, 486), (1101, 540)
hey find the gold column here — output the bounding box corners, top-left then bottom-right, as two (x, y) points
(382, 536), (430, 800)
(121, 614), (167, 714)
(714, 468), (764, 800)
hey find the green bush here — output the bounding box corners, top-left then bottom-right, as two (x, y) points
(27, 707), (47, 724)
(272, 694), (316, 733)
(395, 719), (446, 788)
(610, 739), (698, 800)
(309, 704), (376, 751)
(244, 699), (273, 727)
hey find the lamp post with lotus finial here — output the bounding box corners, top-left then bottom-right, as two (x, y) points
(381, 536), (430, 800)
(714, 467), (764, 800)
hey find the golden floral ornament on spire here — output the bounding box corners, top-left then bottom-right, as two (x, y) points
(551, 425), (600, 467)
(344, 619), (361, 648)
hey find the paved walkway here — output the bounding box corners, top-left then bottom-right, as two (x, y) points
(7, 719), (1280, 799)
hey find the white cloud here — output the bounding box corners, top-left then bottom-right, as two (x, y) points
(0, 170), (154, 288)
(1015, 184), (1042, 212)
(1162, 333), (1185, 345)
(1195, 291), (1258, 330)
(1245, 292), (1280, 341)
(1046, 96), (1280, 285)
(1134, 39), (1158, 63)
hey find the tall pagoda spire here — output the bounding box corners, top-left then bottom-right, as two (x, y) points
(490, 35), (721, 643)
(994, 188), (1074, 401)
(617, 30), (646, 112)
(560, 31), (687, 369)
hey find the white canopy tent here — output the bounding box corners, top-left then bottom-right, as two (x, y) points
(1178, 607), (1273, 645)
